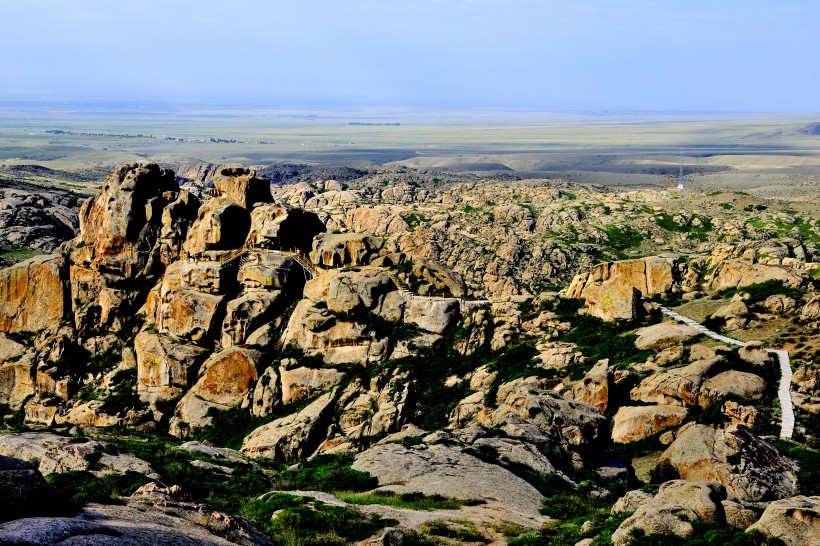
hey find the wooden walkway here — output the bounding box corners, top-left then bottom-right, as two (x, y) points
(659, 305), (794, 438)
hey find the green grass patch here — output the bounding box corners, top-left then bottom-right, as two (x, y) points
(44, 470), (152, 507)
(717, 279), (804, 304)
(770, 440), (820, 496)
(274, 453), (377, 492)
(337, 490), (481, 511)
(245, 493), (397, 546)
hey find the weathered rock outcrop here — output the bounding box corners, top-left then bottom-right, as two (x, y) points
(612, 480), (727, 545)
(748, 495), (820, 546)
(566, 359), (612, 413)
(241, 389), (338, 460)
(655, 423), (797, 502)
(0, 255), (66, 333)
(611, 404), (688, 444)
(72, 163), (195, 279)
(476, 377), (607, 454)
(0, 481), (273, 545)
(708, 260), (803, 291)
(630, 357), (723, 407)
(566, 256), (676, 320)
(634, 322), (699, 350)
(135, 331), (207, 403)
(213, 166), (272, 209)
(170, 348), (261, 437)
(311, 232), (381, 267)
(182, 198), (250, 255)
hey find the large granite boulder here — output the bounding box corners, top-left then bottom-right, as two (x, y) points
(655, 423), (797, 502)
(630, 357), (723, 407)
(246, 203), (325, 253)
(478, 377), (606, 453)
(241, 389), (338, 460)
(748, 495), (820, 546)
(135, 331), (207, 403)
(182, 198), (251, 255)
(611, 480), (727, 545)
(72, 163), (195, 279)
(634, 322), (699, 350)
(611, 404), (688, 444)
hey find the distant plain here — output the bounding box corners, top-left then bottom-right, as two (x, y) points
(0, 101), (819, 198)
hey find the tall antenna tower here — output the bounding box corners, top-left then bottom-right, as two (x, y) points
(676, 148), (685, 190)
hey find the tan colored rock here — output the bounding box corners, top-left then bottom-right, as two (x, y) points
(303, 269), (397, 315)
(280, 366), (346, 405)
(630, 357), (723, 407)
(213, 166), (272, 209)
(57, 400), (122, 428)
(160, 259), (227, 295)
(238, 251), (295, 291)
(221, 290), (288, 347)
(158, 288), (224, 342)
(566, 256), (676, 321)
(241, 389), (338, 460)
(801, 294), (820, 319)
(567, 360), (612, 413)
(536, 341), (584, 369)
(0, 362), (35, 409)
(763, 294), (797, 313)
(311, 232), (381, 267)
(72, 163), (186, 278)
(479, 377), (606, 452)
(248, 367), (281, 417)
(0, 334), (26, 363)
(612, 480), (727, 546)
(722, 400), (760, 426)
(738, 341), (771, 365)
(708, 260), (802, 291)
(169, 348), (260, 437)
(611, 405), (688, 443)
(748, 495), (820, 546)
(404, 298), (459, 335)
(0, 432), (104, 475)
(281, 300), (386, 365)
(135, 331), (207, 402)
(721, 500), (758, 530)
(634, 322), (699, 350)
(655, 423), (797, 502)
(246, 204), (325, 252)
(182, 198), (251, 255)
(611, 489), (654, 514)
(0, 255), (66, 333)
(334, 369), (411, 442)
(698, 370), (766, 408)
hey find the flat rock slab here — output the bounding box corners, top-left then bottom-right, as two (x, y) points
(634, 322), (700, 350)
(352, 442), (545, 520)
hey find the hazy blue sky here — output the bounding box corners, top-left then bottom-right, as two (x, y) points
(2, 0), (818, 112)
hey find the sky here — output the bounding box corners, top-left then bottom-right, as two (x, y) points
(1, 0), (819, 112)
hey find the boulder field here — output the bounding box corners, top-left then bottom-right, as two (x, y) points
(0, 163), (817, 544)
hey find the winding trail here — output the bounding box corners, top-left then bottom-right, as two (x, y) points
(658, 306), (794, 438)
